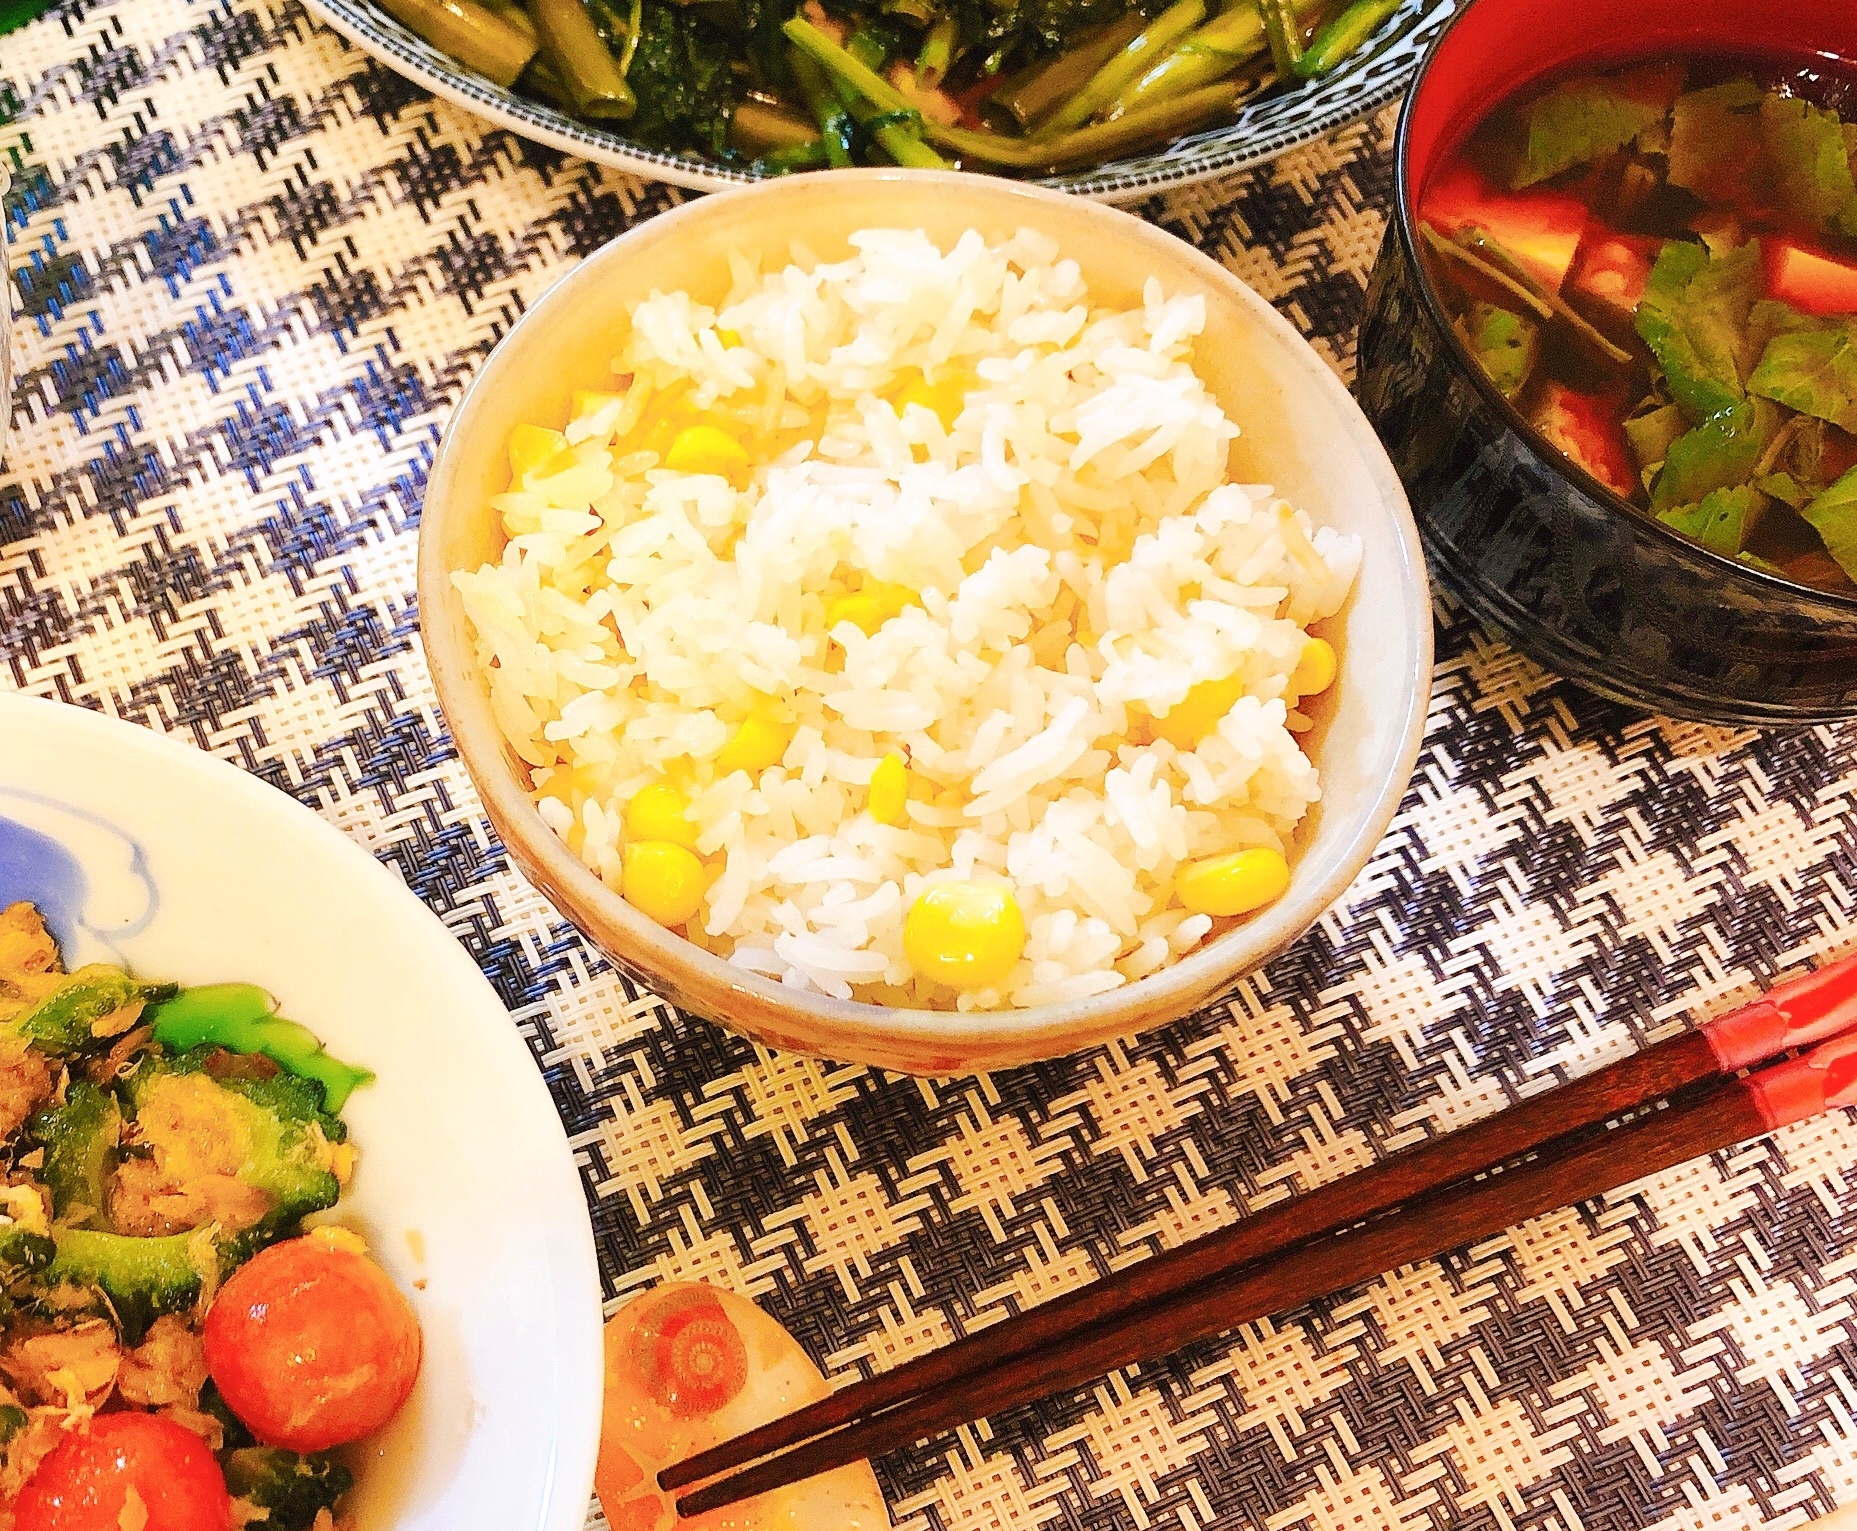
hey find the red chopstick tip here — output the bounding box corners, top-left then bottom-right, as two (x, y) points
(1744, 1032), (1857, 1131)
(1703, 999), (1787, 1073)
(1702, 952), (1857, 1071)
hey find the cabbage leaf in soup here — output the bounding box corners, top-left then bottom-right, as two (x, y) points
(1758, 94), (1857, 236)
(1668, 79), (1768, 201)
(1634, 240), (1761, 418)
(1649, 398), (1778, 513)
(1657, 483), (1767, 555)
(1749, 320), (1857, 433)
(1803, 465), (1857, 575)
(1507, 65), (1684, 189)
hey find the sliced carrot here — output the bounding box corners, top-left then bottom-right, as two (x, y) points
(1530, 381), (1639, 500)
(1567, 228), (1662, 327)
(658, 1308), (748, 1415)
(628, 1287), (749, 1418)
(1419, 160), (1589, 293)
(1764, 238), (1857, 316)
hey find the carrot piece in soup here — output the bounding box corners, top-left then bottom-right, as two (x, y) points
(1764, 239), (1857, 316)
(1420, 160), (1588, 293)
(1567, 228), (1664, 334)
(1530, 381), (1640, 499)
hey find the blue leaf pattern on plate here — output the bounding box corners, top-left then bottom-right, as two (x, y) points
(0, 791), (157, 964)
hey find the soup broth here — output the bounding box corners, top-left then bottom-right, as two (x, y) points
(1416, 53), (1857, 596)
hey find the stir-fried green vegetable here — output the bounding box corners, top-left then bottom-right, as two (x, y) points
(371, 0), (1414, 172)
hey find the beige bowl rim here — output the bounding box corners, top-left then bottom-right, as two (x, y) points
(417, 168), (1434, 1074)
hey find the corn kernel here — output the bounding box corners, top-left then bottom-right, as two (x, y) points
(665, 424), (749, 480)
(715, 702), (794, 775)
(306, 1225), (369, 1257)
(570, 389), (627, 423)
(717, 328), (743, 349)
(825, 581), (918, 637)
(1149, 675), (1244, 749)
(625, 782), (699, 851)
(868, 753), (908, 825)
(508, 423), (568, 483)
(622, 841), (707, 927)
(895, 371), (966, 430)
(902, 881), (1026, 991)
(1175, 848), (1291, 919)
(1289, 637), (1337, 699)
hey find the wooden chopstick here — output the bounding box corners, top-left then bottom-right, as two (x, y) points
(666, 954), (1857, 1514)
(677, 1077), (1759, 1515)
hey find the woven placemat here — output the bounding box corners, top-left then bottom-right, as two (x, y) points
(4, 5), (1857, 1529)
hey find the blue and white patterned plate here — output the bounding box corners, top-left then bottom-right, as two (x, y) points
(297, 0), (1456, 198)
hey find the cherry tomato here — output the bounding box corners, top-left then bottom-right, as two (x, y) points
(14, 1412), (232, 1531)
(204, 1237), (421, 1452)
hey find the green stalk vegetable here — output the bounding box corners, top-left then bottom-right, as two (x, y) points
(1114, 0), (1323, 116)
(1294, 0), (1402, 77)
(730, 98), (824, 155)
(783, 21), (1240, 169)
(1258, 0), (1303, 79)
(529, 0), (636, 119)
(518, 54), (574, 109)
(375, 0), (539, 87)
(852, 103), (949, 167)
(793, 51), (858, 167)
(1030, 80), (1250, 167)
(842, 23), (950, 167)
(755, 141), (834, 173)
(613, 0), (642, 79)
(1037, 0), (1206, 137)
(916, 15), (959, 89)
(986, 14), (1144, 132)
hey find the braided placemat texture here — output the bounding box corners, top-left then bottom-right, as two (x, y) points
(5, 4), (1857, 1529)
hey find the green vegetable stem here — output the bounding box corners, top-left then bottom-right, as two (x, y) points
(529, 0), (637, 119)
(729, 98), (824, 156)
(754, 140), (834, 174)
(853, 101), (950, 168)
(1038, 0), (1206, 137)
(784, 16), (1241, 169)
(1294, 0), (1401, 79)
(375, 0), (539, 87)
(916, 15), (958, 88)
(1113, 0), (1324, 118)
(841, 24), (949, 167)
(149, 984), (375, 1111)
(1258, 0), (1303, 81)
(792, 49), (857, 167)
(985, 14), (1144, 132)
(517, 54), (575, 110)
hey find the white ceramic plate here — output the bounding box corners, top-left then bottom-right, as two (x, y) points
(0, 692), (603, 1531)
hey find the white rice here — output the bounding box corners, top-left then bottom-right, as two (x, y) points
(454, 226), (1360, 1011)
